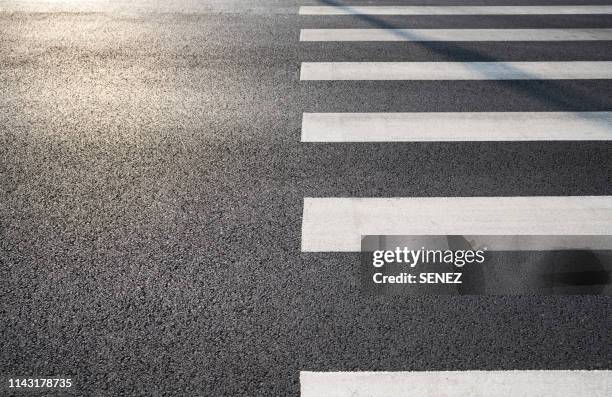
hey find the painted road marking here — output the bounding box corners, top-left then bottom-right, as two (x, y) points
(301, 197), (612, 252)
(301, 112), (612, 142)
(299, 6), (612, 15)
(300, 370), (612, 396)
(300, 61), (612, 80)
(300, 28), (612, 42)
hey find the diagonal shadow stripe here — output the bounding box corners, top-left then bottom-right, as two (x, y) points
(310, 0), (612, 111)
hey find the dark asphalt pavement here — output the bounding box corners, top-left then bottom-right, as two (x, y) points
(1, 1), (611, 395)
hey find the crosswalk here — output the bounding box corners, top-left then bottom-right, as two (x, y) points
(298, 1), (611, 394)
(299, 2), (612, 252)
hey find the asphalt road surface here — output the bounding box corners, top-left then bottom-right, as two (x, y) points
(1, 0), (611, 395)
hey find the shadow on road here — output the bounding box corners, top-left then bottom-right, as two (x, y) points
(315, 0), (610, 112)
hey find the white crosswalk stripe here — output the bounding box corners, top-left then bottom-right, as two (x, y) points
(299, 5), (612, 15)
(301, 112), (612, 142)
(300, 61), (612, 80)
(300, 28), (612, 42)
(301, 370), (612, 396)
(301, 196), (612, 252)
